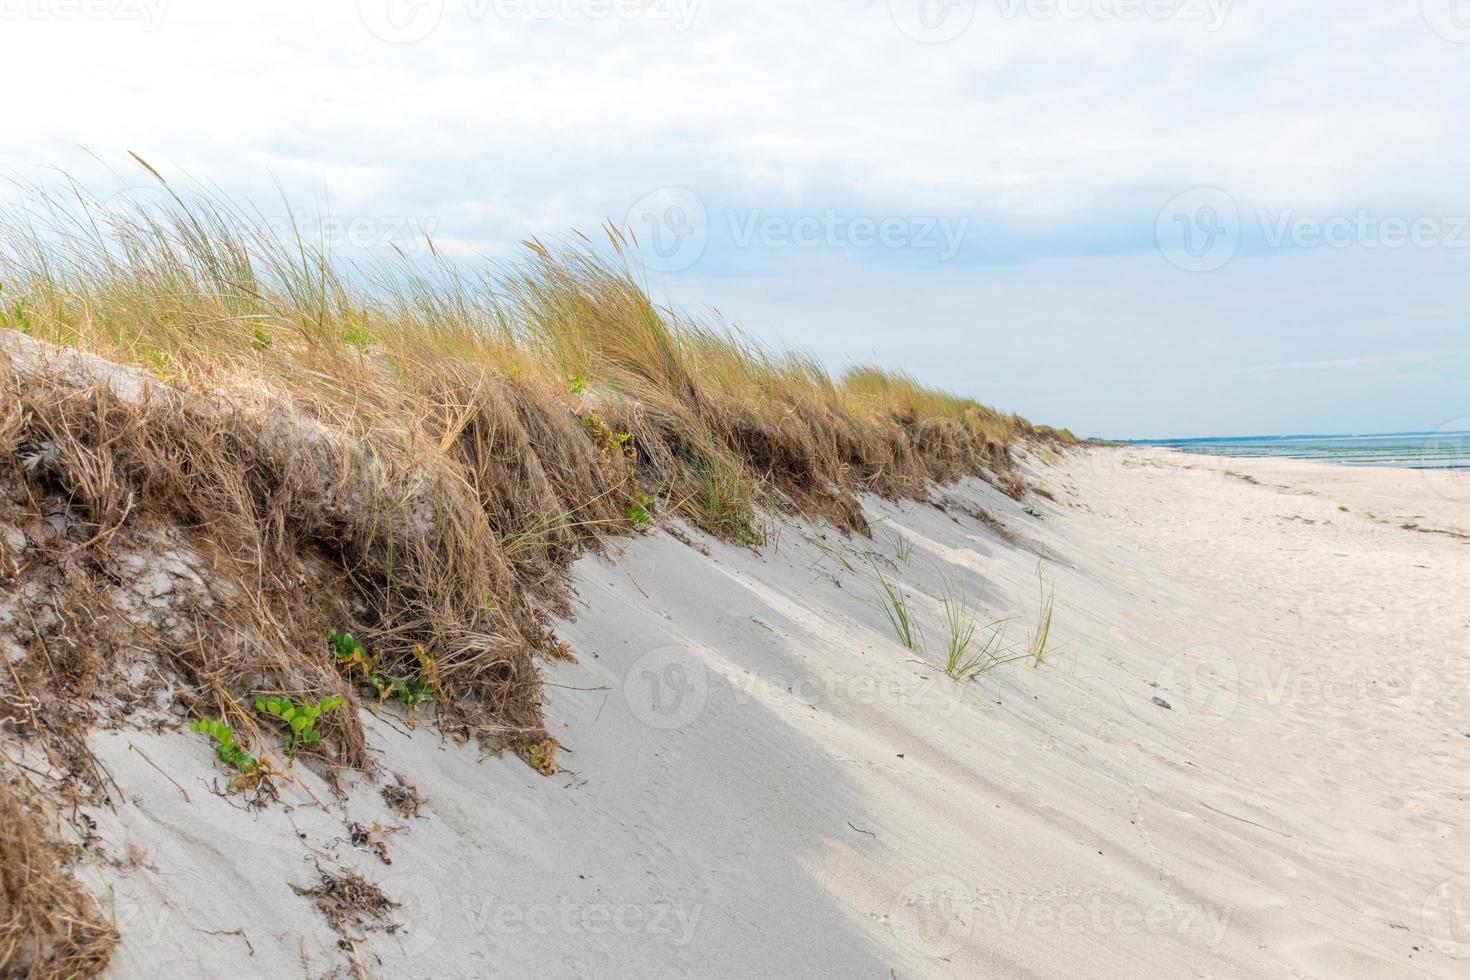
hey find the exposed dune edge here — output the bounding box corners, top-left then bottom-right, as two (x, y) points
(7, 444), (1465, 978)
(0, 331), (1065, 978)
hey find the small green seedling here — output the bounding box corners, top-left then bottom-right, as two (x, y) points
(329, 629), (375, 681)
(568, 373), (587, 395)
(1023, 505), (1045, 520)
(254, 694), (344, 756)
(189, 716), (259, 774)
(373, 674), (434, 709)
(627, 488), (654, 527)
(329, 632), (437, 713)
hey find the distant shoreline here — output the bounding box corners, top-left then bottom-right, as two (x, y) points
(1116, 429), (1470, 445)
(1105, 432), (1470, 471)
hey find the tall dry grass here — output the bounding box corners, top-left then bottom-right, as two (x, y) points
(0, 165), (1070, 764)
(0, 166), (1072, 973)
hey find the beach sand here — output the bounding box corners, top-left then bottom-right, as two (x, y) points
(91, 447), (1469, 978)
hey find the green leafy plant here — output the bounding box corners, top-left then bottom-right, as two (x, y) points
(189, 716), (259, 773)
(1023, 505), (1045, 520)
(329, 631), (437, 712)
(329, 629), (375, 679)
(250, 324), (272, 350)
(627, 488), (654, 527)
(567, 373), (587, 394)
(254, 694), (344, 756)
(371, 673), (434, 709)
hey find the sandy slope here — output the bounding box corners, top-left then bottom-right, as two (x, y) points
(90, 448), (1469, 978)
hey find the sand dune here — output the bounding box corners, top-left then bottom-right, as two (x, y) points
(91, 447), (1468, 978)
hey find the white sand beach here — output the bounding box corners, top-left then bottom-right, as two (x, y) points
(86, 447), (1469, 978)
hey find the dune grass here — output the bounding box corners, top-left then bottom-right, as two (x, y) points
(0, 166), (1073, 744)
(1028, 556), (1059, 665)
(871, 563), (924, 651)
(0, 163), (1075, 978)
(937, 576), (1029, 681)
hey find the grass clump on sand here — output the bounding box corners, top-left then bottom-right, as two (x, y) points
(938, 576), (1028, 681)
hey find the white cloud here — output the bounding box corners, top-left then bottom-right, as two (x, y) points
(1, 0), (1465, 435)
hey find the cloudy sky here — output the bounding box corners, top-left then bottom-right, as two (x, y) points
(4, 1), (1468, 438)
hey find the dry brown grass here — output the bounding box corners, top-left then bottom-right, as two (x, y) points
(0, 170), (1070, 740)
(0, 771), (117, 979)
(0, 169), (1074, 746)
(0, 166), (1073, 976)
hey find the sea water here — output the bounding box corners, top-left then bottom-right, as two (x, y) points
(1145, 432), (1470, 470)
